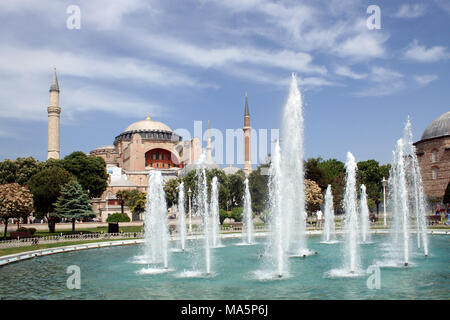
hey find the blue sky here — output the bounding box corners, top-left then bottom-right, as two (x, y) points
(0, 0), (449, 166)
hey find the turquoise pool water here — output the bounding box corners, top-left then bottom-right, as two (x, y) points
(0, 235), (448, 299)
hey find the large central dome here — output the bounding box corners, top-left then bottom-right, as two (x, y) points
(421, 111), (450, 141)
(123, 116), (172, 133)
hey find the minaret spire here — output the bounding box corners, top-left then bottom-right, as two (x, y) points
(243, 92), (252, 175)
(50, 67), (60, 92)
(47, 67), (61, 160)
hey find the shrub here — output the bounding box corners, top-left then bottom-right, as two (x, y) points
(106, 212), (130, 223)
(16, 227), (36, 235)
(219, 209), (229, 224)
(231, 207), (243, 222)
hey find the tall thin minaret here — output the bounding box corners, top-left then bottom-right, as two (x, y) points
(243, 92), (252, 175)
(47, 67), (61, 160)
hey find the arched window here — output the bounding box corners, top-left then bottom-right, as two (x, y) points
(432, 167), (439, 180)
(431, 149), (438, 163)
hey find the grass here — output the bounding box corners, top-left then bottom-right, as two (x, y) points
(0, 238), (140, 257)
(0, 225), (143, 238)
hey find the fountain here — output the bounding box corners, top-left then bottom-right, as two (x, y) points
(385, 118), (429, 267)
(210, 176), (221, 248)
(196, 153), (212, 275)
(267, 140), (287, 278)
(360, 184), (371, 244)
(328, 152), (362, 277)
(322, 185), (337, 243)
(177, 182), (187, 251)
(141, 170), (170, 272)
(403, 118), (429, 256)
(280, 74), (310, 257)
(242, 178), (254, 245)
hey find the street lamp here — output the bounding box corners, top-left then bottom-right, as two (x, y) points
(382, 177), (387, 227)
(188, 188), (192, 234)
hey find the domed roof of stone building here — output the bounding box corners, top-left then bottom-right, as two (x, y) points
(421, 111), (450, 141)
(123, 115), (172, 133)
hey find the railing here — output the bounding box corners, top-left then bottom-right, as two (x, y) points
(0, 232), (144, 249)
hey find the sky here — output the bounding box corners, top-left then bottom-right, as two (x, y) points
(0, 0), (449, 167)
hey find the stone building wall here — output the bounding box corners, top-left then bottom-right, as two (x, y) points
(414, 135), (450, 199)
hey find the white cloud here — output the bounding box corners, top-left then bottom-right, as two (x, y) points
(335, 66), (367, 80)
(404, 40), (449, 62)
(370, 67), (403, 83)
(414, 74), (439, 86)
(336, 33), (387, 60)
(395, 4), (427, 18)
(354, 66), (404, 96)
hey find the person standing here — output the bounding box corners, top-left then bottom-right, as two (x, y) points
(316, 210), (323, 229)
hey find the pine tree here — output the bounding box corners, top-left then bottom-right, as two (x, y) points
(53, 180), (95, 232)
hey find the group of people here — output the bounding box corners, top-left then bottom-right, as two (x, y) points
(435, 204), (450, 225)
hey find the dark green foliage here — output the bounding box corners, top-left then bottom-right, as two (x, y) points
(230, 207), (243, 222)
(248, 165), (269, 214)
(53, 180), (95, 220)
(219, 209), (229, 224)
(357, 160), (390, 214)
(106, 212), (131, 223)
(62, 152), (108, 198)
(164, 178), (180, 208)
(0, 157), (43, 185)
(305, 158), (327, 190)
(226, 171), (245, 209)
(27, 167), (74, 218)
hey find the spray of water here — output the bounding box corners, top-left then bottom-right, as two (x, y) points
(178, 182), (187, 251)
(322, 185), (337, 243)
(242, 178), (254, 244)
(143, 171), (169, 269)
(360, 184), (371, 244)
(342, 152), (361, 274)
(280, 74), (309, 256)
(210, 176), (221, 248)
(195, 153), (212, 275)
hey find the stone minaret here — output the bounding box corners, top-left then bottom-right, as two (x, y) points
(47, 68), (61, 160)
(243, 92), (252, 175)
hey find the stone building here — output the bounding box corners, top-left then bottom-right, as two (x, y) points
(46, 70), (254, 221)
(90, 114), (203, 221)
(414, 111), (450, 200)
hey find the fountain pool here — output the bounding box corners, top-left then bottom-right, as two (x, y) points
(0, 234), (448, 300)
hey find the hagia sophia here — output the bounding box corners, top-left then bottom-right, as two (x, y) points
(46, 69), (253, 221)
(46, 70), (449, 221)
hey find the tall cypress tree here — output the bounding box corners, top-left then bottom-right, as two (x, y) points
(53, 180), (95, 232)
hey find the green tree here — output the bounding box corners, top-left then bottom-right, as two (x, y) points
(226, 171), (245, 210)
(53, 180), (95, 232)
(305, 158), (327, 190)
(317, 158), (345, 186)
(27, 167), (74, 232)
(248, 164), (269, 214)
(0, 157), (43, 185)
(0, 183), (34, 239)
(115, 190), (130, 215)
(357, 160), (390, 215)
(124, 190), (147, 219)
(62, 151), (108, 198)
(164, 178), (180, 208)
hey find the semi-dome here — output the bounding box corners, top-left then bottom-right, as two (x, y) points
(124, 118), (172, 133)
(421, 111), (450, 141)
